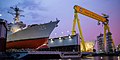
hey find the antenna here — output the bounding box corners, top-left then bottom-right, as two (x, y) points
(8, 6), (25, 23)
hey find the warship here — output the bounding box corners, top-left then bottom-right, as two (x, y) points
(6, 6), (59, 49)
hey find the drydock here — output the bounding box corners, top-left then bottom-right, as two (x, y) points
(0, 18), (81, 59)
(0, 19), (81, 59)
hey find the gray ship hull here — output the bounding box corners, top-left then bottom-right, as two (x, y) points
(7, 20), (59, 42)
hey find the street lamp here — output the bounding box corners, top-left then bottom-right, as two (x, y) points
(59, 37), (62, 42)
(50, 39), (54, 43)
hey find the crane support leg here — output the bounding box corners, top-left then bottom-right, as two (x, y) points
(105, 24), (115, 48)
(106, 25), (115, 49)
(104, 25), (107, 50)
(72, 13), (86, 52)
(104, 24), (115, 52)
(72, 14), (77, 35)
(77, 18), (86, 52)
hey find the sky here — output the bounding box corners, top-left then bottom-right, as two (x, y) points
(0, 0), (120, 46)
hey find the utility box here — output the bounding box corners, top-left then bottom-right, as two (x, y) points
(0, 19), (7, 52)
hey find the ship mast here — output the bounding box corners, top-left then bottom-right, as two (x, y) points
(7, 6), (26, 33)
(8, 6), (24, 23)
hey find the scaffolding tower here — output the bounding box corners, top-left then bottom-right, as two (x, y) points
(97, 33), (105, 53)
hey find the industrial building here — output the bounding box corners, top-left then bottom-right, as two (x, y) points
(106, 32), (114, 53)
(97, 33), (105, 53)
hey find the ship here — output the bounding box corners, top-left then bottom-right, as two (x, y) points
(6, 6), (59, 49)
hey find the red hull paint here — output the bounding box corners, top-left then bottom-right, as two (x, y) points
(6, 38), (48, 49)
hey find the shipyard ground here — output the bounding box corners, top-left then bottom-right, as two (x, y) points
(0, 51), (120, 59)
(0, 51), (81, 59)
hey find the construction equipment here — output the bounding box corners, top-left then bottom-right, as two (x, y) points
(72, 5), (115, 52)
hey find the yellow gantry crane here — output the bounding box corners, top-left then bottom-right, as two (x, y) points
(72, 5), (115, 52)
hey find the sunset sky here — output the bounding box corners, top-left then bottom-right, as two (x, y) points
(0, 0), (120, 46)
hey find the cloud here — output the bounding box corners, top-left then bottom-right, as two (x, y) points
(0, 0), (48, 23)
(17, 0), (46, 11)
(16, 0), (48, 22)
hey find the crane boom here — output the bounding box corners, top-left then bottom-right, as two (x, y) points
(72, 5), (115, 52)
(74, 5), (107, 22)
